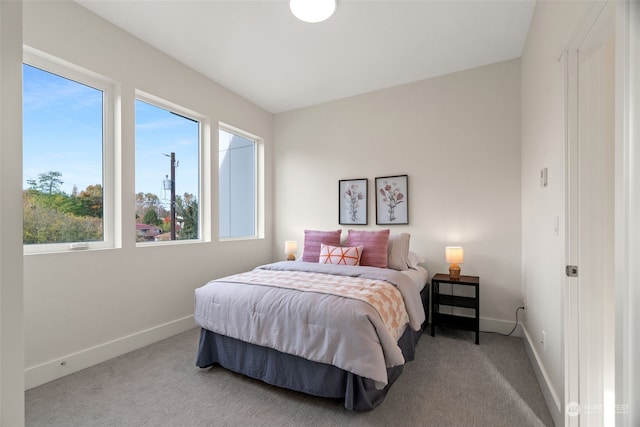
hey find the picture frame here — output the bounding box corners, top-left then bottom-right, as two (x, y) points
(339, 178), (368, 225)
(375, 175), (408, 225)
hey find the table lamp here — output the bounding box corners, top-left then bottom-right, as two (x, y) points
(445, 246), (464, 279)
(285, 241), (298, 261)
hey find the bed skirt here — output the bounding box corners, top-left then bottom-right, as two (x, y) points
(196, 284), (429, 411)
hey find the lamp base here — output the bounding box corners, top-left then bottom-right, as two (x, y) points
(449, 264), (461, 279)
(287, 254), (296, 261)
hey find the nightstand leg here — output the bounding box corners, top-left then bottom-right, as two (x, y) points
(425, 284), (429, 331)
(430, 281), (436, 337)
(475, 283), (479, 344)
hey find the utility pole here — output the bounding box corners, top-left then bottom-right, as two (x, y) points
(163, 152), (176, 240)
(170, 152), (176, 240)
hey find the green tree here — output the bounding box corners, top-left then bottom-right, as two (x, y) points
(27, 171), (64, 195)
(22, 174), (104, 244)
(175, 193), (198, 240)
(78, 184), (103, 218)
(135, 192), (166, 222)
(143, 208), (162, 226)
(23, 191), (102, 244)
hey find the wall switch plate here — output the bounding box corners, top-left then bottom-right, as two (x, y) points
(540, 167), (548, 187)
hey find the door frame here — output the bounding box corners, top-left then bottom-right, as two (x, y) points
(613, 1), (639, 426)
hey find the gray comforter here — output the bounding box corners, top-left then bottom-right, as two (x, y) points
(194, 261), (425, 388)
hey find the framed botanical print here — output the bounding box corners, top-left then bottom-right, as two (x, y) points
(376, 175), (408, 225)
(339, 178), (368, 225)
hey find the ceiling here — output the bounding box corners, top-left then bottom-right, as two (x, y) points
(75, 0), (536, 114)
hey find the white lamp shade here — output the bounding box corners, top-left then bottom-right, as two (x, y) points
(445, 246), (464, 264)
(285, 240), (298, 255)
(290, 0), (336, 23)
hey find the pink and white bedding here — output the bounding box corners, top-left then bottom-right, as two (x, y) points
(194, 261), (426, 388)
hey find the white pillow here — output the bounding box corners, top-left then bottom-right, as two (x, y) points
(319, 244), (363, 266)
(387, 233), (411, 270)
(407, 251), (426, 269)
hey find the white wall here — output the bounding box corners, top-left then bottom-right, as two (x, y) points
(219, 133), (257, 238)
(520, 1), (592, 424)
(0, 1), (25, 424)
(22, 1), (273, 388)
(273, 59), (522, 332)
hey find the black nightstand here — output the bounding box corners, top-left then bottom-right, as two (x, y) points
(430, 273), (480, 344)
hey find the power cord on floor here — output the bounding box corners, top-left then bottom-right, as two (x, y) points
(481, 306), (525, 337)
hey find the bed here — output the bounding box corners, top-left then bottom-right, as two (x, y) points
(194, 230), (429, 411)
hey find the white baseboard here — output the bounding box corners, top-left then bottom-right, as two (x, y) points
(25, 315), (195, 390)
(521, 325), (563, 426)
(480, 315), (523, 337)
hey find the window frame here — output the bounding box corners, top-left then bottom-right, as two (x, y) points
(135, 90), (206, 246)
(22, 47), (115, 254)
(218, 123), (262, 241)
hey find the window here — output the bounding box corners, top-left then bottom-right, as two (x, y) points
(219, 126), (257, 239)
(135, 95), (201, 243)
(22, 53), (113, 250)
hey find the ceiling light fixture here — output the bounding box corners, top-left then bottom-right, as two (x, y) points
(290, 0), (336, 23)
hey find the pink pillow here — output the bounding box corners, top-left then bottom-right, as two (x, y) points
(319, 244), (363, 266)
(301, 229), (342, 263)
(347, 229), (390, 268)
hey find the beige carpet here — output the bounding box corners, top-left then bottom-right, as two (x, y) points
(26, 327), (553, 426)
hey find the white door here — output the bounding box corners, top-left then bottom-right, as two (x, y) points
(565, 2), (616, 426)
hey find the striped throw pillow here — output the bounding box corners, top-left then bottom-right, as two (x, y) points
(347, 229), (390, 268)
(301, 229), (342, 263)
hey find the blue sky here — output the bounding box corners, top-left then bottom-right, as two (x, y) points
(135, 99), (199, 201)
(23, 64), (199, 203)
